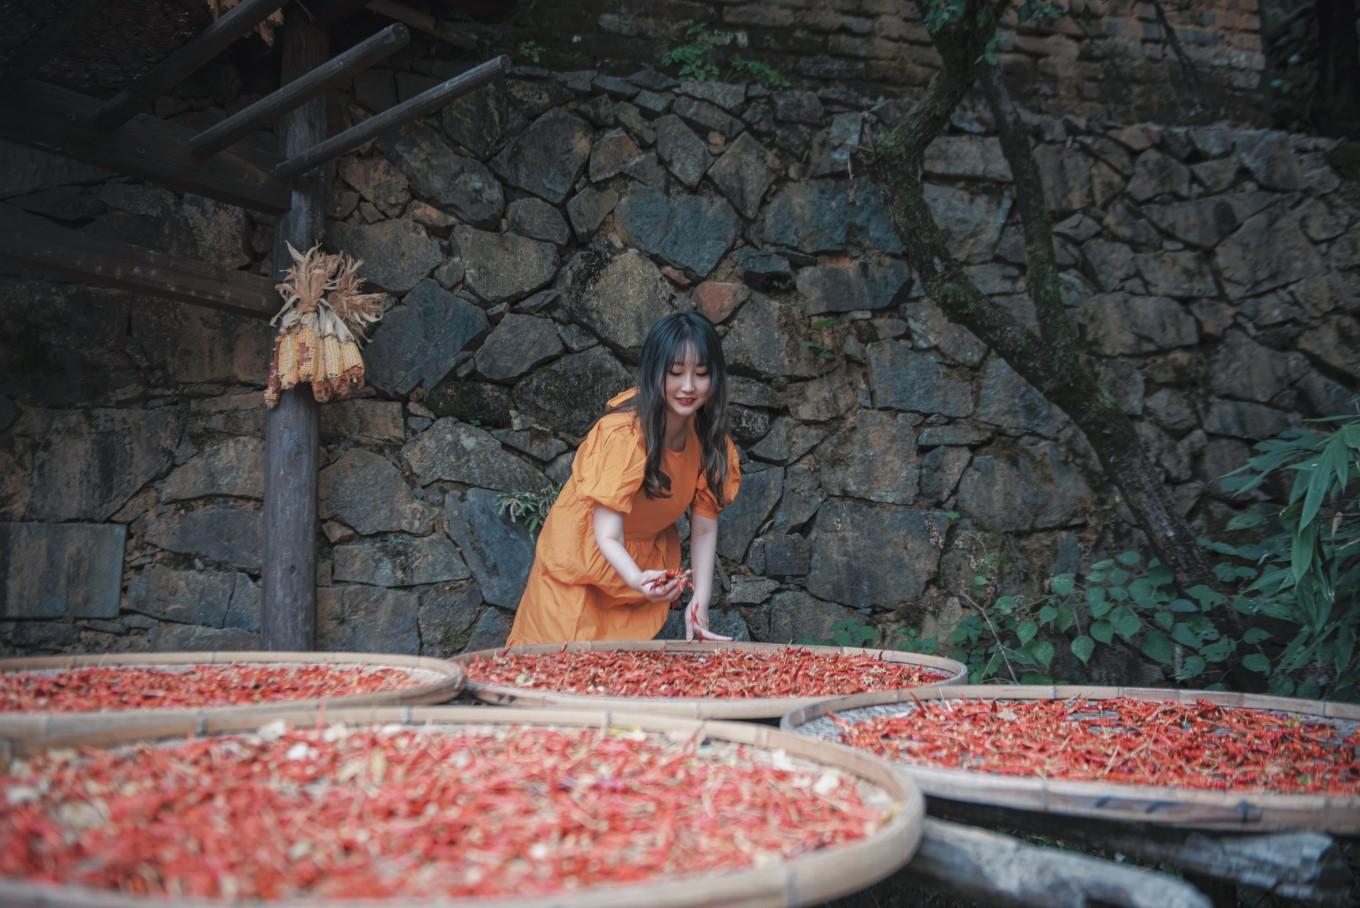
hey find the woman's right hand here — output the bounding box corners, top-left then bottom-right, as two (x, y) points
(637, 570), (684, 603)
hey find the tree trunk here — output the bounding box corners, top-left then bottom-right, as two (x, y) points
(874, 1), (1219, 593)
(1315, 0), (1360, 136)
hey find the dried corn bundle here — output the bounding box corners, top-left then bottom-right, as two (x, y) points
(265, 243), (385, 407)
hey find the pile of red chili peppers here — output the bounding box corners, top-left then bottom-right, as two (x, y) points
(0, 665), (425, 713)
(1, 725), (885, 900)
(833, 697), (1360, 794)
(467, 648), (951, 699)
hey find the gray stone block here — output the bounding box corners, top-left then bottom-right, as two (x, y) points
(0, 522), (125, 619)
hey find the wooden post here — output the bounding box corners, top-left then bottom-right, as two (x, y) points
(261, 19), (328, 651)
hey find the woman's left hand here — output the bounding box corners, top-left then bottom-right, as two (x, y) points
(685, 599), (732, 642)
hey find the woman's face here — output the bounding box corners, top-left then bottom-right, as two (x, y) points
(664, 344), (711, 420)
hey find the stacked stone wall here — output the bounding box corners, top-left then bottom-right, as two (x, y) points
(1, 55), (1356, 675)
(465, 0), (1266, 125)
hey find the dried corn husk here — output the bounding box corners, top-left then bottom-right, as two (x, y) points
(265, 243), (385, 408)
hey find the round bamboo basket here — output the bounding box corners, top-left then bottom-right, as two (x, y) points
(781, 684), (1360, 833)
(0, 651), (464, 745)
(454, 640), (967, 720)
(0, 705), (926, 908)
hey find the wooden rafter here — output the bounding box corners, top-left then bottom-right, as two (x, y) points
(0, 81), (290, 214)
(94, 0), (294, 131)
(190, 23), (411, 158)
(275, 53), (511, 178)
(0, 204), (277, 319)
(0, 0), (102, 95)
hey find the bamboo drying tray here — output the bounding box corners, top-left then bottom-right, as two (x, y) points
(781, 684), (1360, 833)
(454, 640), (967, 720)
(0, 651), (464, 744)
(0, 705), (926, 908)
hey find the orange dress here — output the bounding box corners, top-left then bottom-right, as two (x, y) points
(506, 391), (741, 645)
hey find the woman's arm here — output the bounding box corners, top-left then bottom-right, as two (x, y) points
(593, 504), (681, 603)
(685, 513), (731, 640)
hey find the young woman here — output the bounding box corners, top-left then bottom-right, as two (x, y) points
(505, 311), (742, 645)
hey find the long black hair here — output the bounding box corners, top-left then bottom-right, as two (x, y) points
(614, 311), (731, 506)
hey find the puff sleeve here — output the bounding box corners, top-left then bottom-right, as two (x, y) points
(572, 417), (647, 514)
(691, 437), (742, 520)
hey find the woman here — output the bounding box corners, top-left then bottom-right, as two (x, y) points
(505, 311), (741, 645)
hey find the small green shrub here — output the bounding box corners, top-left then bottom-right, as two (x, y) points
(496, 485), (560, 537)
(659, 22), (789, 86)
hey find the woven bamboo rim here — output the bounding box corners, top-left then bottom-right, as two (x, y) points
(780, 684), (1360, 833)
(0, 651), (464, 743)
(0, 705), (925, 908)
(453, 640), (967, 720)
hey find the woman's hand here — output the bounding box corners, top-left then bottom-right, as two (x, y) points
(685, 599), (732, 642)
(637, 570), (685, 603)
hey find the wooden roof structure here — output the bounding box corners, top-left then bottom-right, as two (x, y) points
(0, 0), (510, 650)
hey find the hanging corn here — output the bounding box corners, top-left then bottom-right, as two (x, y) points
(265, 242), (385, 407)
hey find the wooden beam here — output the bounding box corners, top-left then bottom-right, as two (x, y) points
(364, 0), (477, 52)
(896, 818), (1213, 908)
(95, 0), (294, 131)
(261, 20), (328, 653)
(0, 81), (290, 214)
(0, 0), (102, 95)
(0, 204), (277, 319)
(274, 54), (510, 179)
(189, 23), (409, 158)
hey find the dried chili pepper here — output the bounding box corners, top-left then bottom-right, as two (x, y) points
(832, 697), (1360, 795)
(1, 724), (889, 900)
(468, 648), (951, 699)
(0, 665), (428, 713)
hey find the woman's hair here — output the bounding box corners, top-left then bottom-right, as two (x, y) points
(616, 310), (731, 506)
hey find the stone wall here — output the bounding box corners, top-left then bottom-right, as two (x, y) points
(2, 57), (1356, 663)
(464, 0), (1266, 125)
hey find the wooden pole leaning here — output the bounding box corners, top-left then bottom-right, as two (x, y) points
(273, 54), (511, 179)
(261, 19), (328, 652)
(189, 23), (410, 158)
(94, 0), (294, 130)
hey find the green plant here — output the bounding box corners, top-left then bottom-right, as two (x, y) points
(496, 485), (560, 536)
(659, 21), (722, 82)
(895, 626), (939, 656)
(805, 317), (837, 360)
(516, 39), (544, 65)
(1216, 408), (1360, 700)
(826, 618), (878, 648)
(729, 55), (790, 88)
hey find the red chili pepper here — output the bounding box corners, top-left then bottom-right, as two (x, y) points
(468, 649), (951, 699)
(0, 665), (426, 713)
(0, 725), (889, 899)
(832, 697), (1360, 795)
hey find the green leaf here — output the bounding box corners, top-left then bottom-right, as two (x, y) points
(1071, 635), (1095, 664)
(1108, 586), (1129, 602)
(1178, 654), (1207, 679)
(1109, 568), (1131, 586)
(995, 594), (1017, 614)
(1019, 671), (1052, 685)
(1038, 604), (1058, 624)
(1116, 551), (1142, 566)
(1200, 637), (1236, 663)
(1171, 623), (1202, 649)
(1141, 629), (1175, 665)
(1169, 598), (1198, 613)
(1016, 620), (1038, 646)
(1243, 653), (1271, 673)
(1186, 585), (1226, 609)
(1056, 606), (1077, 633)
(1115, 609), (1142, 641)
(1089, 559), (1114, 571)
(1226, 511), (1265, 531)
(1291, 522), (1317, 582)
(1091, 620), (1114, 644)
(1298, 453), (1332, 531)
(1154, 610), (1175, 631)
(1050, 573), (1075, 596)
(1030, 639), (1055, 668)
(1243, 628), (1272, 645)
(1085, 570), (1106, 583)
